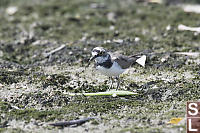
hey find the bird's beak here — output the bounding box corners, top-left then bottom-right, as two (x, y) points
(89, 51), (99, 62)
(86, 54), (98, 67)
(89, 55), (97, 62)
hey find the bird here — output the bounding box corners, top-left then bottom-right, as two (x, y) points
(88, 47), (146, 90)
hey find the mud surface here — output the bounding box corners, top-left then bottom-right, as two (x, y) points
(0, 0), (200, 132)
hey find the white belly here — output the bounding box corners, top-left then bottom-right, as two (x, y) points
(96, 62), (126, 77)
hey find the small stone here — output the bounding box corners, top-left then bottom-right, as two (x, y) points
(112, 93), (117, 97)
(161, 58), (166, 62)
(134, 37), (140, 42)
(107, 40), (111, 43)
(104, 40), (111, 44)
(90, 3), (98, 8)
(0, 50), (3, 57)
(69, 51), (73, 55)
(161, 54), (170, 62)
(6, 6), (18, 15)
(85, 15), (90, 20)
(46, 75), (51, 80)
(180, 127), (183, 131)
(153, 36), (158, 41)
(0, 83), (4, 88)
(81, 36), (87, 41)
(32, 40), (41, 45)
(90, 3), (105, 9)
(107, 12), (116, 22)
(10, 83), (16, 89)
(109, 25), (115, 30)
(166, 25), (171, 31)
(113, 39), (123, 44)
(194, 32), (199, 36)
(114, 30), (119, 36)
(75, 14), (80, 19)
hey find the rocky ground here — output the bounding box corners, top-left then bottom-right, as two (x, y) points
(0, 0), (199, 132)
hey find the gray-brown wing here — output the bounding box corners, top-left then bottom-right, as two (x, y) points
(112, 54), (134, 69)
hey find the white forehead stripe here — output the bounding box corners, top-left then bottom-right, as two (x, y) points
(92, 51), (98, 56)
(93, 47), (105, 52)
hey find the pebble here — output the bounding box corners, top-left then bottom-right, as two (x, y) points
(107, 12), (116, 22)
(6, 6), (18, 15)
(134, 37), (140, 42)
(166, 25), (171, 31)
(109, 25), (115, 30)
(113, 39), (123, 44)
(0, 50), (3, 57)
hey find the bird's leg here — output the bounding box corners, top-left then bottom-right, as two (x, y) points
(116, 76), (120, 91)
(108, 77), (113, 90)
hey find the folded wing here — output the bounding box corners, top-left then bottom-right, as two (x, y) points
(111, 53), (146, 69)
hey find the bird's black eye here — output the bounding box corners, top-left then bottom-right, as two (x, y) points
(93, 49), (100, 53)
(99, 51), (104, 55)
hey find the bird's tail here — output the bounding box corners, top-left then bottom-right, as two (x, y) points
(136, 55), (146, 67)
(129, 54), (146, 67)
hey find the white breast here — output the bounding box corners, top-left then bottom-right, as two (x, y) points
(96, 61), (126, 77)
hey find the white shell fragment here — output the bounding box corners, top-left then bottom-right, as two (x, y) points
(6, 6), (18, 15)
(113, 39), (123, 44)
(174, 52), (200, 57)
(134, 37), (140, 42)
(178, 24), (200, 33)
(182, 4), (200, 14)
(166, 25), (171, 31)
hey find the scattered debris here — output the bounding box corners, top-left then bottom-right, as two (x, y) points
(174, 52), (200, 57)
(161, 54), (170, 62)
(148, 0), (163, 4)
(32, 40), (50, 46)
(136, 0), (162, 4)
(104, 40), (111, 44)
(167, 118), (183, 125)
(0, 83), (4, 88)
(178, 24), (200, 33)
(68, 51), (73, 55)
(166, 25), (171, 31)
(114, 30), (119, 36)
(112, 93), (117, 97)
(0, 50), (3, 57)
(6, 6), (18, 15)
(67, 90), (138, 96)
(90, 3), (105, 9)
(43, 44), (66, 58)
(182, 4), (200, 14)
(113, 39), (123, 44)
(68, 14), (81, 22)
(134, 37), (140, 42)
(107, 12), (116, 22)
(109, 25), (115, 30)
(49, 117), (96, 127)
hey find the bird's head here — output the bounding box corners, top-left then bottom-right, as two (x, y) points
(89, 47), (108, 62)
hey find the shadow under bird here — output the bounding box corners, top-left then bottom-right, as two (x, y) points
(87, 47), (146, 90)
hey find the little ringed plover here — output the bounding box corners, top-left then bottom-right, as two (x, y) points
(88, 47), (146, 90)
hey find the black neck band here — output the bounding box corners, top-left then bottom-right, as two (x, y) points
(97, 59), (113, 68)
